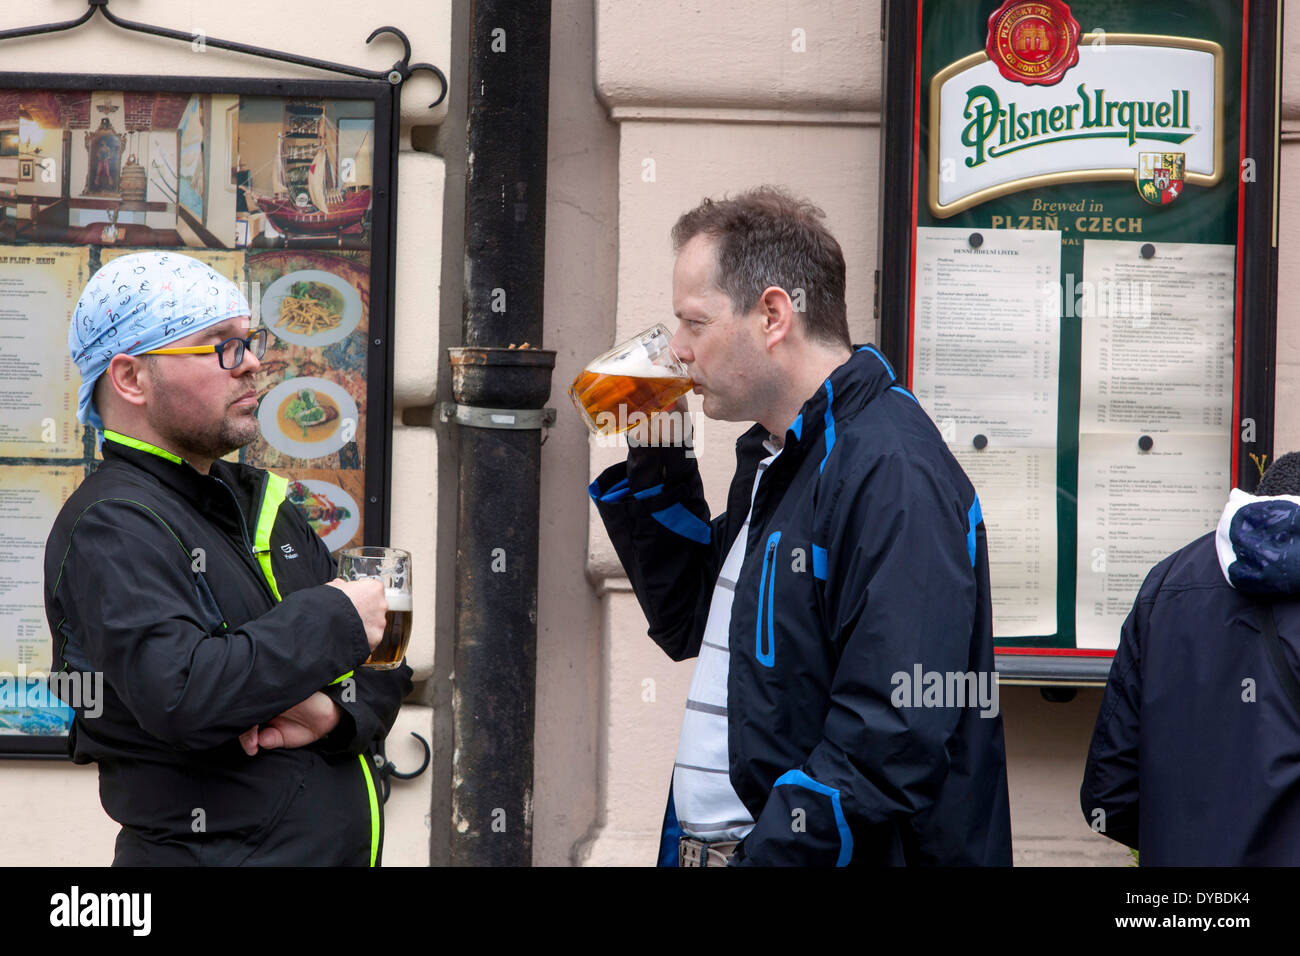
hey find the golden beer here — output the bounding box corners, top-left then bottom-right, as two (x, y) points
(337, 547), (412, 670)
(569, 368), (694, 436)
(568, 324), (693, 436)
(366, 589), (412, 670)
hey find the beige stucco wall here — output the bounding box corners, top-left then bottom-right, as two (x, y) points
(0, 0), (448, 865)
(531, 0), (619, 866)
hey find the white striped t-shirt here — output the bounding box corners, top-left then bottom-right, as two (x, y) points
(672, 439), (781, 841)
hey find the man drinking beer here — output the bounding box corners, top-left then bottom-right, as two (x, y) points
(44, 251), (412, 865)
(589, 187), (1012, 866)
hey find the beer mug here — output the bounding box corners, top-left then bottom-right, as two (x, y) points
(568, 323), (694, 436)
(338, 546), (412, 670)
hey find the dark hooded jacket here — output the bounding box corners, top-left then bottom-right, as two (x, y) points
(44, 431), (411, 866)
(1082, 488), (1300, 864)
(591, 346), (1013, 866)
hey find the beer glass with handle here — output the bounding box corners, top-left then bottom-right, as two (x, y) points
(337, 546), (412, 669)
(568, 323), (693, 436)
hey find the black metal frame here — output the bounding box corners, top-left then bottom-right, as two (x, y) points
(1238, 0), (1283, 494)
(875, 0), (919, 369)
(0, 3), (443, 756)
(877, 0), (1282, 686)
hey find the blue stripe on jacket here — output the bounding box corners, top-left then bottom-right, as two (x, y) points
(856, 344), (895, 378)
(651, 503), (711, 543)
(588, 476), (630, 503)
(772, 769), (853, 866)
(819, 381), (836, 474)
(812, 544), (828, 581)
(966, 495), (982, 568)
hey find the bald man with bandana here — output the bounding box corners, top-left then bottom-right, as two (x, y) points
(44, 251), (411, 866)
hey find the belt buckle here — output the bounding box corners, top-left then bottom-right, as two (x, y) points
(678, 836), (705, 868)
(706, 840), (737, 866)
(679, 836), (734, 867)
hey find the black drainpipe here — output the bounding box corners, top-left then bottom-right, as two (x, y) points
(442, 0), (554, 867)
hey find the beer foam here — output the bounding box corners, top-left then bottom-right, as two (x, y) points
(586, 353), (676, 377)
(384, 589), (413, 612)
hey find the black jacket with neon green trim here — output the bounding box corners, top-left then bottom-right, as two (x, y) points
(43, 431), (412, 866)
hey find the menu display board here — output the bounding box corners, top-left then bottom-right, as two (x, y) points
(0, 75), (396, 754)
(878, 0), (1279, 681)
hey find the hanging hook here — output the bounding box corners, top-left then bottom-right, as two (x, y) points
(388, 731), (432, 779)
(406, 63), (450, 109)
(365, 25), (412, 68)
(373, 732), (431, 803)
(366, 26), (450, 109)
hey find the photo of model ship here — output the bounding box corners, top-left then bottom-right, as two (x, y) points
(238, 99), (375, 249)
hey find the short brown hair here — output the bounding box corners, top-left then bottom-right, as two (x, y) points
(671, 186), (851, 351)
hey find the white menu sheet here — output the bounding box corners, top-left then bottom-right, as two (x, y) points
(914, 227), (1061, 448)
(1080, 241), (1234, 434)
(0, 247), (89, 458)
(0, 467), (82, 672)
(1075, 433), (1230, 648)
(953, 446), (1057, 637)
(1075, 241), (1235, 649)
(914, 227), (1062, 637)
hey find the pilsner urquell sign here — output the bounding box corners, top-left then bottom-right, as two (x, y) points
(878, 0), (1268, 668)
(930, 0), (1224, 217)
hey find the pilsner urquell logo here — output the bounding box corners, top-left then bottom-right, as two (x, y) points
(961, 84), (1193, 169)
(930, 0), (1220, 216)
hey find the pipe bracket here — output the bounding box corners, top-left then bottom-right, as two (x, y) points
(439, 403), (556, 430)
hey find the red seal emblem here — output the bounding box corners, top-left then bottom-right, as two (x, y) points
(986, 0), (1080, 87)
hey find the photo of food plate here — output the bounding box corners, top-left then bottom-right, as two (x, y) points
(259, 269), (363, 347)
(258, 377), (359, 459)
(286, 478), (361, 552)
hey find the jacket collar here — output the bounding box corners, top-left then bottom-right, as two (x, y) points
(100, 430), (264, 540)
(102, 429), (204, 497)
(735, 343), (898, 465)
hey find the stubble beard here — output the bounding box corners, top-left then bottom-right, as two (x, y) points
(153, 403), (259, 463)
(147, 361), (260, 462)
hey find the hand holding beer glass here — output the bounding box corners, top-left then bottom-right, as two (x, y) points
(337, 547), (412, 670)
(568, 324), (694, 439)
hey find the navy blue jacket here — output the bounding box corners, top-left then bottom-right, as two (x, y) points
(1082, 489), (1300, 864)
(591, 346), (1012, 866)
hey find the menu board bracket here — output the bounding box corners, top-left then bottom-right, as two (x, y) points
(0, 5), (447, 108)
